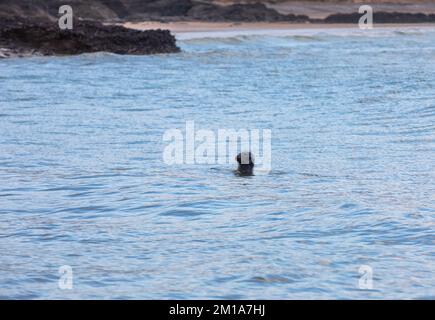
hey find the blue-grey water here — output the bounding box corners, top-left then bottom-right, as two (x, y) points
(0, 26), (434, 299)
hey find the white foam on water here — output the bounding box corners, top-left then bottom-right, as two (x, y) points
(176, 25), (435, 41)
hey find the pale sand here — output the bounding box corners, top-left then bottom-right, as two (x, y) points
(124, 21), (435, 34)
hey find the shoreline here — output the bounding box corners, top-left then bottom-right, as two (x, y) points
(124, 21), (435, 34)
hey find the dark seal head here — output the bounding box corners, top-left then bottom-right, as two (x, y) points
(235, 152), (254, 176)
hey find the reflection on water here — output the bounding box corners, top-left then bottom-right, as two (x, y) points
(0, 27), (434, 299)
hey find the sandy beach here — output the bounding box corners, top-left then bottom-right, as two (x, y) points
(124, 21), (435, 34)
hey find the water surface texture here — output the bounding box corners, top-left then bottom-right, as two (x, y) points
(0, 27), (434, 299)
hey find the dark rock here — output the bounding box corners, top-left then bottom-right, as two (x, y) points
(130, 0), (194, 17)
(0, 0), (196, 21)
(324, 12), (435, 24)
(187, 3), (309, 22)
(0, 1), (433, 25)
(0, 0), (309, 23)
(0, 17), (180, 57)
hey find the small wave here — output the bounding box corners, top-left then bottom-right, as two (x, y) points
(178, 28), (330, 42)
(160, 209), (210, 217)
(181, 36), (245, 45)
(248, 275), (294, 284)
(290, 35), (324, 41)
(180, 33), (325, 45)
(179, 26), (435, 44)
(393, 30), (425, 36)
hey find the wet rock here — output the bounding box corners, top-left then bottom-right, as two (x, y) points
(0, 17), (180, 57)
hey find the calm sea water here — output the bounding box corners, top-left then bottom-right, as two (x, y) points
(0, 26), (434, 299)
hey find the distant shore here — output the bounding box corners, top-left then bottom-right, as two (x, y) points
(124, 21), (435, 34)
(2, 1), (435, 24)
(266, 1), (435, 20)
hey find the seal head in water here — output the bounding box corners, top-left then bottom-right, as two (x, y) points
(236, 152), (254, 176)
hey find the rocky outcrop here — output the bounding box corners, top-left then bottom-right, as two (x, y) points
(0, 0), (309, 22)
(187, 3), (309, 22)
(1, 0), (435, 24)
(324, 11), (435, 23)
(0, 17), (180, 58)
(0, 0), (196, 21)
